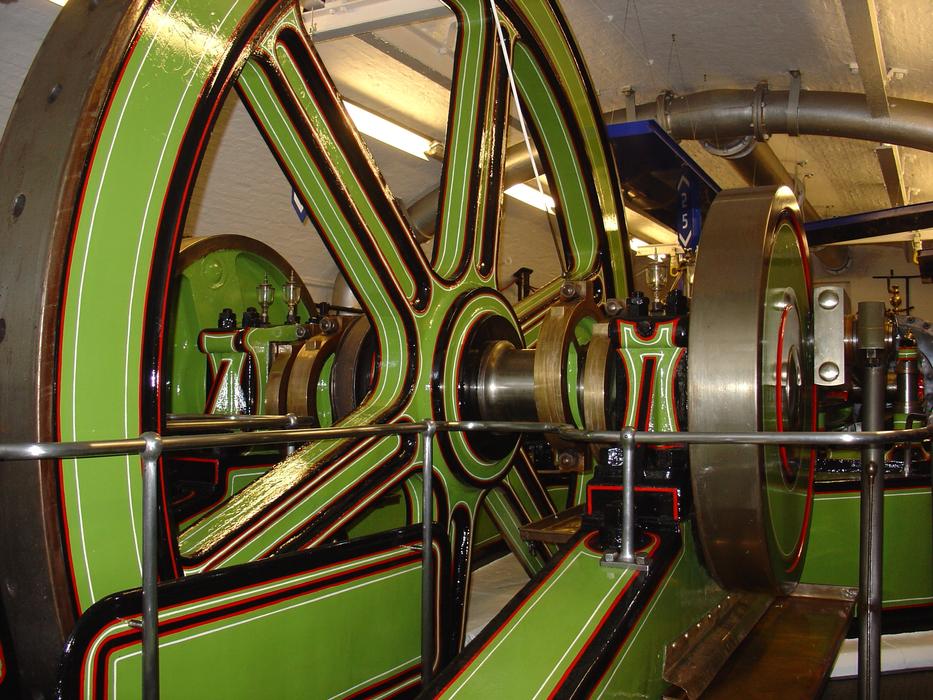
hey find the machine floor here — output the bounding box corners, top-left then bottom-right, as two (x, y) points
(464, 553), (529, 643)
(821, 670), (933, 699)
(701, 594), (854, 698)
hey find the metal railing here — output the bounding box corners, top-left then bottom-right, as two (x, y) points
(0, 417), (930, 699)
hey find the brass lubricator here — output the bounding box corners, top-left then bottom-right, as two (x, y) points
(644, 256), (669, 314)
(257, 273), (275, 326)
(283, 271), (302, 324)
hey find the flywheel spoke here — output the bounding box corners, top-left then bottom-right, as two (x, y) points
(237, 10), (432, 315)
(178, 10), (439, 569)
(431, 0), (507, 284)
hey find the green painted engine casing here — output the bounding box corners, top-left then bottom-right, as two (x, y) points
(802, 483), (933, 609)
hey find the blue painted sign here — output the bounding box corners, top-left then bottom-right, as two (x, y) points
(292, 188), (309, 223)
(676, 171), (703, 250)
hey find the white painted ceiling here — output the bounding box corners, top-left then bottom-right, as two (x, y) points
(2, 0), (932, 304)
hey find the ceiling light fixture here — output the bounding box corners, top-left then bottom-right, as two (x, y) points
(343, 101), (435, 161)
(48, 0), (67, 5)
(504, 182), (555, 213)
(624, 207), (679, 247)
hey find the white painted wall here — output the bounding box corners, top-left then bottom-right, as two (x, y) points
(0, 0), (59, 138)
(814, 244), (933, 320)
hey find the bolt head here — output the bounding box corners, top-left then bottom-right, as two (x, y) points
(818, 362), (840, 382)
(818, 289), (840, 310)
(10, 193), (26, 219)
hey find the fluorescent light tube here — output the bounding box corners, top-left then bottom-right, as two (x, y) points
(343, 101), (434, 160)
(504, 183), (555, 213)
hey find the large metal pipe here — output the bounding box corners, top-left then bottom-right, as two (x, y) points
(414, 87), (933, 252)
(628, 89), (933, 153)
(407, 144), (538, 241)
(659, 84), (933, 274)
(720, 142), (819, 219)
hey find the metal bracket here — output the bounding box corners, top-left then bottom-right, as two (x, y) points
(600, 549), (650, 571)
(752, 81), (770, 141)
(787, 70), (802, 136)
(663, 592), (773, 699)
(790, 582), (858, 602)
(624, 87), (637, 122)
(813, 285), (849, 386)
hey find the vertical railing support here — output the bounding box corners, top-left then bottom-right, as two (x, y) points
(600, 426), (648, 571)
(620, 426), (637, 563)
(140, 432), (163, 700)
(421, 421), (437, 688)
(857, 302), (886, 700)
(285, 413), (299, 455)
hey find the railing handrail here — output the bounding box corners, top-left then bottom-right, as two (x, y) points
(1, 416), (930, 699)
(2, 418), (930, 462)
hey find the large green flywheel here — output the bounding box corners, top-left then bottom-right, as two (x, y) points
(0, 0), (632, 695)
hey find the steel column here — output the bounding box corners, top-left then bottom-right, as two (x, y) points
(620, 426), (637, 563)
(857, 302), (886, 700)
(876, 145), (907, 208)
(840, 0), (891, 119)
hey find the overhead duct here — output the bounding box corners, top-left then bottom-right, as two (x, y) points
(618, 86), (933, 273)
(407, 144), (537, 242)
(415, 84), (933, 270)
(407, 143), (668, 249)
(627, 88), (933, 153)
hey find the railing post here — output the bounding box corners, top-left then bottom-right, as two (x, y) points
(857, 302), (886, 700)
(285, 413), (299, 455)
(421, 421), (437, 688)
(140, 432), (162, 700)
(600, 426), (648, 571)
(620, 426), (637, 563)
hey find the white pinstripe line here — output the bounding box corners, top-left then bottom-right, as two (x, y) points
(594, 548), (687, 698)
(108, 565), (418, 695)
(437, 11), (480, 275)
(175, 59), (409, 565)
(84, 546), (408, 697)
(118, 0), (246, 577)
(531, 570), (628, 699)
(68, 0), (183, 604)
(327, 655), (419, 700)
(446, 550), (589, 698)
